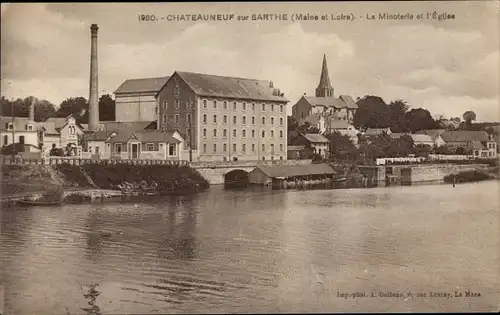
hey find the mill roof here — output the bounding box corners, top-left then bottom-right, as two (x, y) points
(411, 134), (434, 143)
(414, 129), (446, 138)
(364, 127), (391, 136)
(303, 133), (329, 143)
(115, 76), (170, 94)
(161, 71), (289, 103)
(254, 163), (335, 178)
(107, 130), (180, 144)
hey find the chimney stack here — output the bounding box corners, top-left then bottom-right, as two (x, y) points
(29, 97), (35, 122)
(88, 24), (99, 131)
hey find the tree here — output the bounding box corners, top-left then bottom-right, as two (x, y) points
(387, 100), (410, 132)
(287, 116), (299, 132)
(0, 96), (56, 121)
(462, 111), (476, 130)
(56, 97), (89, 123)
(99, 94), (115, 121)
(353, 95), (391, 130)
(326, 131), (359, 160)
(435, 145), (452, 155)
(411, 144), (432, 158)
(405, 108), (436, 133)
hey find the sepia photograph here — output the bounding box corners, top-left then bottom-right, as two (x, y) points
(0, 1), (499, 314)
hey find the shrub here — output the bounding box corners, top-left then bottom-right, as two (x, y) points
(1, 143), (25, 155)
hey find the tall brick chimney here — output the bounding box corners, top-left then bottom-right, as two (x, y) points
(88, 24), (99, 131)
(29, 97), (35, 122)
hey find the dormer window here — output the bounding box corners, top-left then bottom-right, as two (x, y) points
(28, 125), (33, 131)
(8, 123), (13, 130)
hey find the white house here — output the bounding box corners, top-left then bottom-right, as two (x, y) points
(0, 116), (38, 148)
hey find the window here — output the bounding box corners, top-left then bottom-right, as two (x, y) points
(252, 130), (255, 138)
(203, 128), (207, 137)
(203, 143), (207, 153)
(233, 102), (237, 110)
(232, 143), (236, 152)
(175, 100), (180, 109)
(186, 114), (191, 123)
(233, 115), (236, 124)
(262, 117), (265, 125)
(280, 105), (284, 112)
(252, 103), (255, 111)
(19, 135), (25, 144)
(223, 115), (227, 124)
(271, 117), (274, 125)
(203, 100), (207, 108)
(223, 143), (227, 152)
(3, 135), (7, 146)
(242, 129), (246, 138)
(213, 144), (217, 153)
(214, 100), (217, 109)
(163, 100), (168, 109)
(242, 116), (246, 125)
(169, 144), (176, 156)
(252, 116), (255, 125)
(223, 129), (227, 137)
(174, 86), (180, 96)
(280, 117), (283, 125)
(271, 104), (274, 111)
(213, 129), (217, 137)
(163, 114), (167, 124)
(213, 114), (217, 123)
(233, 129), (237, 137)
(252, 144), (255, 152)
(242, 144), (246, 153)
(270, 144), (275, 154)
(280, 156), (283, 160)
(115, 143), (122, 154)
(95, 147), (100, 155)
(262, 104), (266, 111)
(271, 130), (274, 138)
(262, 157), (265, 161)
(280, 144), (283, 152)
(24, 124), (28, 130)
(262, 130), (265, 138)
(280, 130), (283, 138)
(146, 143), (155, 151)
(203, 114), (207, 124)
(223, 101), (227, 109)
(262, 144), (265, 152)
(243, 103), (246, 110)
(8, 123), (13, 130)
(155, 106), (158, 115)
(174, 114), (179, 124)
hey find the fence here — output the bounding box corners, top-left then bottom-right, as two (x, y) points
(376, 157), (425, 165)
(0, 156), (189, 167)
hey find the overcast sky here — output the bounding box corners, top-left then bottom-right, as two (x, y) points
(1, 2), (499, 121)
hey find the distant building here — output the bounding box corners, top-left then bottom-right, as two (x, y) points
(156, 71), (289, 162)
(440, 130), (497, 158)
(301, 113), (325, 134)
(114, 76), (170, 123)
(287, 145), (305, 160)
(325, 118), (359, 145)
(248, 163), (335, 186)
(291, 55), (357, 122)
(291, 133), (330, 158)
(413, 129), (446, 147)
(410, 134), (436, 147)
(364, 127), (392, 137)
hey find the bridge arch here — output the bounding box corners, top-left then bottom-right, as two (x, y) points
(224, 169), (250, 187)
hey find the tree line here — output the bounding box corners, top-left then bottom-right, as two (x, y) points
(0, 94), (116, 123)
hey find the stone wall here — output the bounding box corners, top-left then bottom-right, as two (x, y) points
(402, 163), (489, 184)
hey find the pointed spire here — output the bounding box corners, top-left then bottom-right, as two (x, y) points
(315, 54), (334, 97)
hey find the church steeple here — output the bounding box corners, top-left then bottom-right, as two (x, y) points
(315, 54), (334, 97)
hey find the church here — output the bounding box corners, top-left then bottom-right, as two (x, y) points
(291, 55), (358, 134)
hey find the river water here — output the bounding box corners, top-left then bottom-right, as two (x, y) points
(1, 181), (499, 314)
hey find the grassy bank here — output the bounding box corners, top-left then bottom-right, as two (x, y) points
(0, 164), (60, 196)
(54, 163), (210, 193)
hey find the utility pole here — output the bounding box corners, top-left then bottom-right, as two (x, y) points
(188, 114), (193, 162)
(11, 98), (15, 157)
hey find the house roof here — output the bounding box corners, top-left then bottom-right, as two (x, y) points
(115, 76), (170, 94)
(328, 119), (351, 130)
(99, 121), (155, 132)
(163, 71), (289, 103)
(365, 128), (391, 136)
(302, 95), (357, 109)
(303, 133), (329, 143)
(287, 145), (305, 151)
(107, 130), (180, 144)
(254, 163), (335, 178)
(390, 132), (410, 139)
(302, 113), (322, 125)
(471, 141), (487, 150)
(440, 130), (489, 142)
(44, 117), (69, 129)
(411, 134), (434, 143)
(84, 130), (116, 141)
(414, 129), (446, 139)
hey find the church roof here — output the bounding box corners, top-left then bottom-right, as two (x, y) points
(316, 54), (333, 92)
(302, 95), (357, 109)
(114, 76), (170, 94)
(163, 71), (289, 103)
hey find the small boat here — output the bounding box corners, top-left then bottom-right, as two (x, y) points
(334, 177), (347, 182)
(17, 199), (62, 206)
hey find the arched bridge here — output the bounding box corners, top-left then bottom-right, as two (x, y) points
(189, 160), (313, 185)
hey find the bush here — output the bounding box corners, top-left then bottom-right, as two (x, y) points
(443, 171), (493, 183)
(1, 143), (25, 155)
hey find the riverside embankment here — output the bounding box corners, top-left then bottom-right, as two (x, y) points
(0, 163), (209, 207)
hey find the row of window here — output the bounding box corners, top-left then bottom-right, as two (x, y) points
(202, 128), (284, 139)
(202, 99), (284, 113)
(202, 143), (284, 154)
(4, 123), (34, 131)
(202, 114), (284, 126)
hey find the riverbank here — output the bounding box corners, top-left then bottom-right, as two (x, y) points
(0, 163), (209, 207)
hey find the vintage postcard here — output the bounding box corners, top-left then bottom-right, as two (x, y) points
(0, 1), (499, 314)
